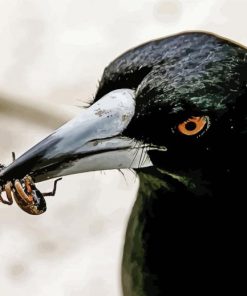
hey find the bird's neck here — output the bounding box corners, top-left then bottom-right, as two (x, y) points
(122, 166), (245, 296)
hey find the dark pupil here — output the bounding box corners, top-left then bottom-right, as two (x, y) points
(185, 121), (197, 131)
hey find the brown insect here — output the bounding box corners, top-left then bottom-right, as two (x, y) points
(0, 153), (62, 215)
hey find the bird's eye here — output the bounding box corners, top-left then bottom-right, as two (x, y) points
(177, 116), (209, 136)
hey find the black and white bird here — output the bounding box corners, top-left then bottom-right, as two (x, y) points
(1, 31), (247, 295)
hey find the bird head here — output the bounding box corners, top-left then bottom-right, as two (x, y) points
(1, 32), (247, 194)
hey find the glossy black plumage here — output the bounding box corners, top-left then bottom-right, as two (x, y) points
(1, 31), (246, 295)
(96, 32), (247, 295)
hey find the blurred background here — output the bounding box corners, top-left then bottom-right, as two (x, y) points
(0, 0), (246, 295)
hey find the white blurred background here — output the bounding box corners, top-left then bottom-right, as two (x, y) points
(0, 1), (246, 295)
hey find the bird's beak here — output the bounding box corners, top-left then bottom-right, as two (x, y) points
(0, 89), (153, 183)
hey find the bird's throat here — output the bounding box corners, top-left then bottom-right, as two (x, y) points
(122, 166), (245, 295)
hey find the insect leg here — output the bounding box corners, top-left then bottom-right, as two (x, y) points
(0, 182), (13, 205)
(12, 152), (16, 161)
(14, 180), (33, 203)
(42, 178), (62, 196)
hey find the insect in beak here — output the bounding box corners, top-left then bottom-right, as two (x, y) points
(0, 153), (62, 215)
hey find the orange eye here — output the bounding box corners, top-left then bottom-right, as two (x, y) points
(177, 116), (209, 136)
